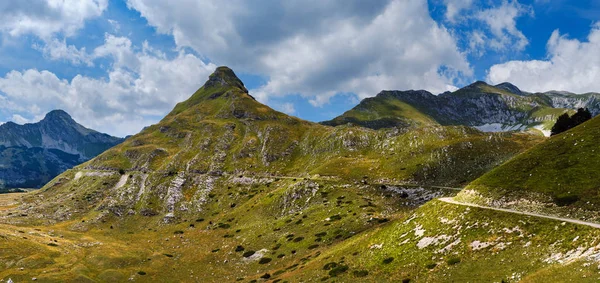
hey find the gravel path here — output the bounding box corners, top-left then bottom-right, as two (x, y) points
(438, 197), (600, 229)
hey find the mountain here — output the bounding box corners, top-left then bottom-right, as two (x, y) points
(544, 90), (600, 116)
(0, 110), (122, 159)
(323, 81), (586, 136)
(0, 111), (123, 190)
(457, 114), (600, 222)
(0, 67), (544, 281)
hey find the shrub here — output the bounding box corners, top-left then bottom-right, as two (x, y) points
(554, 194), (579, 207)
(382, 257), (394, 264)
(447, 257), (461, 265)
(258, 257), (272, 264)
(551, 108), (592, 135)
(328, 265), (349, 277)
(323, 262), (338, 270)
(353, 270), (369, 277)
(242, 251), (255, 258)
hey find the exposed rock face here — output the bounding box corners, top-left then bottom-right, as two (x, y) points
(0, 110), (123, 159)
(0, 110), (124, 189)
(545, 91), (600, 116)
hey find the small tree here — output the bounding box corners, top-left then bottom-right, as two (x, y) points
(551, 113), (571, 136)
(571, 108), (592, 125)
(551, 108), (593, 136)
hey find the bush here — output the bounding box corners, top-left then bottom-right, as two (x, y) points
(382, 257), (394, 264)
(353, 270), (369, 277)
(258, 257), (272, 264)
(323, 262), (338, 270)
(447, 257), (461, 265)
(328, 265), (349, 277)
(551, 108), (592, 135)
(554, 194), (579, 206)
(242, 251), (255, 258)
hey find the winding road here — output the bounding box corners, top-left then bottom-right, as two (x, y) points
(438, 197), (600, 229)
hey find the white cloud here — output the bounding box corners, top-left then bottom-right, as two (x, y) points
(127, 0), (471, 105)
(11, 114), (32, 125)
(468, 30), (487, 57)
(33, 38), (93, 66)
(276, 103), (296, 115)
(476, 0), (532, 52)
(0, 35), (216, 136)
(443, 0), (474, 21)
(0, 0), (108, 39)
(487, 23), (600, 93)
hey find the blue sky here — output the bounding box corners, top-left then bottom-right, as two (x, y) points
(0, 0), (600, 137)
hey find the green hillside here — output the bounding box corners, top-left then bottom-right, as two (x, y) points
(458, 115), (600, 221)
(321, 91), (439, 129)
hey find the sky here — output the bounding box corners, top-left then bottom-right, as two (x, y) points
(0, 0), (600, 137)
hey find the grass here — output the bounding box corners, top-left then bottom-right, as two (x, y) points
(463, 115), (600, 218)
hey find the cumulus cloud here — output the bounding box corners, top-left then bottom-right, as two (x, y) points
(127, 0), (472, 105)
(443, 0), (474, 21)
(0, 35), (216, 136)
(33, 38), (93, 66)
(0, 0), (107, 39)
(487, 23), (600, 93)
(276, 103), (296, 115)
(475, 0), (532, 52)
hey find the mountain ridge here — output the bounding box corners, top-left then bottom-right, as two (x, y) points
(322, 80), (598, 136)
(0, 110), (124, 189)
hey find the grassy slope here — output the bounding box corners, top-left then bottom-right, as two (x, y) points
(0, 179), (431, 281)
(4, 193), (600, 282)
(287, 200), (600, 282)
(321, 93), (439, 129)
(460, 115), (600, 219)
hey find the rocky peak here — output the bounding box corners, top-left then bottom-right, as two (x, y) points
(203, 66), (248, 93)
(41, 109), (75, 125)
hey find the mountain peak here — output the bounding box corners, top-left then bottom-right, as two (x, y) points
(43, 109), (74, 123)
(204, 66), (248, 93)
(495, 82), (522, 95)
(466, 81), (490, 89)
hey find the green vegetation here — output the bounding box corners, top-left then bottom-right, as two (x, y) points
(461, 114), (600, 221)
(551, 108), (592, 135)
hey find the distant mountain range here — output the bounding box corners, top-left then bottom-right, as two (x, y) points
(322, 81), (600, 136)
(0, 110), (123, 190)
